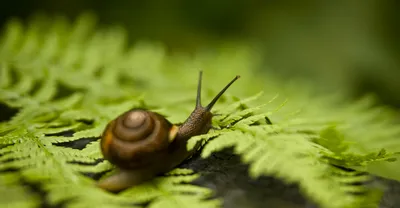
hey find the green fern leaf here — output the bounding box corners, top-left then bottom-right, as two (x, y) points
(1, 13), (399, 208)
(120, 169), (221, 208)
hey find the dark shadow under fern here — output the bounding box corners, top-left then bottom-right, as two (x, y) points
(179, 147), (400, 208)
(52, 137), (99, 150)
(21, 179), (73, 208)
(179, 147), (318, 208)
(0, 102), (19, 122)
(53, 82), (83, 101)
(377, 177), (400, 208)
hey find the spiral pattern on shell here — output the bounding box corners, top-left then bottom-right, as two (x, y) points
(100, 109), (174, 169)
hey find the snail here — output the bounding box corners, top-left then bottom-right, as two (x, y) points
(97, 71), (240, 192)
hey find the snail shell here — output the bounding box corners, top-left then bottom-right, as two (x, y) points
(97, 71), (240, 192)
(101, 109), (178, 169)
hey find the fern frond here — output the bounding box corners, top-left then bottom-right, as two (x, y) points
(0, 174), (40, 208)
(189, 93), (399, 208)
(0, 13), (399, 208)
(119, 169), (221, 208)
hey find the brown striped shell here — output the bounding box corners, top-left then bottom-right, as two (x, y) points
(100, 109), (178, 169)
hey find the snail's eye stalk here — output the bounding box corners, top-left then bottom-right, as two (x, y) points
(205, 75), (240, 111)
(196, 71), (203, 108)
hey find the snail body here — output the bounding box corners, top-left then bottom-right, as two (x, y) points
(97, 71), (240, 192)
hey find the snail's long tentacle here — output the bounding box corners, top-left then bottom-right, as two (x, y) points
(205, 75), (240, 111)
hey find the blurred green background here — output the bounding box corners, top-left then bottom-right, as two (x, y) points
(1, 0), (399, 108)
